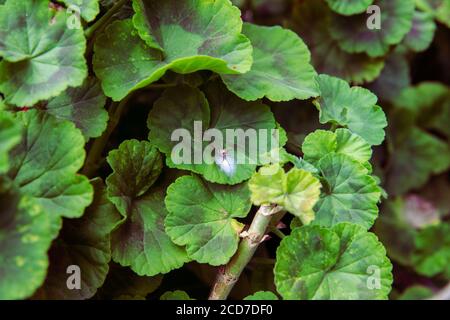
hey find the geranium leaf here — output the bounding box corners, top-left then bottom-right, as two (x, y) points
(106, 140), (189, 276)
(106, 139), (163, 216)
(98, 264), (163, 299)
(392, 82), (450, 139)
(0, 110), (21, 173)
(367, 53), (411, 102)
(312, 154), (381, 229)
(33, 179), (122, 299)
(398, 286), (434, 300)
(45, 77), (108, 140)
(284, 153), (319, 174)
(148, 84), (279, 185)
(274, 223), (393, 300)
(302, 129), (372, 168)
(165, 175), (251, 266)
(0, 0), (87, 106)
(222, 23), (319, 102)
(393, 82), (450, 115)
(416, 0), (450, 28)
(326, 0), (374, 15)
(160, 290), (192, 300)
(244, 291), (279, 300)
(8, 110), (93, 232)
(94, 0), (253, 101)
(314, 74), (387, 146)
(374, 198), (422, 266)
(111, 190), (190, 276)
(61, 0), (100, 22)
(386, 128), (450, 196)
(0, 187), (52, 300)
(402, 11), (436, 52)
(248, 164), (321, 224)
(413, 223), (450, 279)
(330, 0), (415, 57)
(289, 0), (385, 84)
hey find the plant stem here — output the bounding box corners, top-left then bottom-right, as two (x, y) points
(270, 226), (286, 240)
(82, 95), (131, 177)
(208, 205), (282, 300)
(330, 123), (338, 131)
(84, 0), (128, 39)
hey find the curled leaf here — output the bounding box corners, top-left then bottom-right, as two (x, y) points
(94, 0), (253, 101)
(248, 164), (321, 224)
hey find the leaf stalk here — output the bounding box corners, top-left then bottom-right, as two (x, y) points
(84, 0), (129, 39)
(82, 95), (131, 177)
(208, 204), (283, 300)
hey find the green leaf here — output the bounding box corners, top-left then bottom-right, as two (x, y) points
(106, 140), (189, 276)
(289, 0), (385, 84)
(0, 96), (5, 110)
(165, 175), (251, 266)
(413, 223), (450, 278)
(329, 0), (415, 57)
(148, 84), (279, 185)
(248, 164), (321, 224)
(244, 291), (279, 300)
(97, 264), (163, 299)
(111, 190), (190, 276)
(374, 198), (419, 266)
(314, 74), (387, 145)
(61, 0), (100, 22)
(33, 179), (122, 299)
(326, 0), (374, 15)
(402, 11), (436, 52)
(94, 0), (253, 101)
(386, 128), (450, 196)
(221, 23), (319, 102)
(45, 77), (108, 140)
(420, 174), (450, 218)
(284, 153), (319, 174)
(416, 0), (450, 28)
(0, 0), (87, 106)
(106, 139), (163, 216)
(160, 290), (192, 300)
(312, 154), (381, 229)
(398, 285), (433, 300)
(0, 110), (21, 173)
(0, 187), (52, 300)
(274, 223), (393, 300)
(8, 110), (93, 229)
(302, 129), (372, 168)
(392, 82), (450, 139)
(367, 53), (411, 102)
